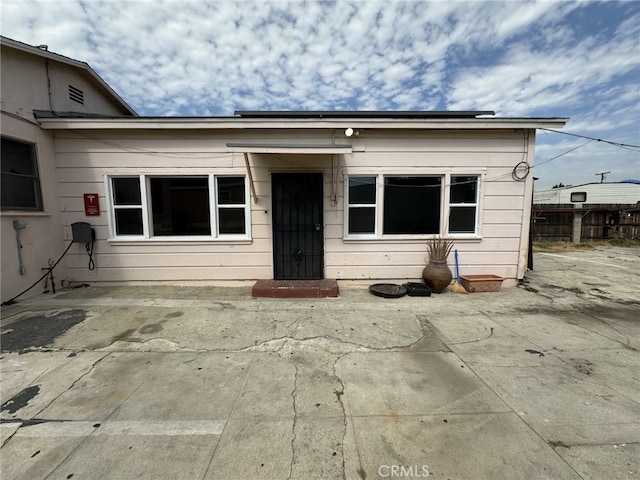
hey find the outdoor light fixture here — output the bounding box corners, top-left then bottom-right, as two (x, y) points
(344, 128), (359, 137)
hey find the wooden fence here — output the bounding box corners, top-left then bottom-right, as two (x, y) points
(533, 204), (640, 242)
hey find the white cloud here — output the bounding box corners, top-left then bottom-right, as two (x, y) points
(1, 0), (638, 186)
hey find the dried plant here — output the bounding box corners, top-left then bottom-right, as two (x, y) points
(426, 237), (454, 263)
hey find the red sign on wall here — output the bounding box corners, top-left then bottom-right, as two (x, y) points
(83, 193), (100, 216)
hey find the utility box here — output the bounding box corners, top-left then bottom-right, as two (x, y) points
(71, 222), (93, 243)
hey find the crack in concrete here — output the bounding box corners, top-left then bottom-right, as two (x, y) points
(1, 353), (109, 446)
(285, 359), (299, 480)
(333, 353), (348, 480)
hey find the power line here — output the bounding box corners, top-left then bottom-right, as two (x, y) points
(540, 128), (640, 150)
(535, 139), (595, 167)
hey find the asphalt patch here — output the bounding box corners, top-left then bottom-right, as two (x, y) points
(1, 385), (40, 414)
(0, 309), (87, 353)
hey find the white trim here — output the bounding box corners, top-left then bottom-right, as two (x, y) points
(343, 170), (486, 241)
(344, 175), (378, 239)
(447, 174), (481, 237)
(38, 118), (568, 130)
(106, 174), (252, 242)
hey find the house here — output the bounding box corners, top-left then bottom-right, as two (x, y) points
(533, 181), (640, 242)
(2, 38), (568, 302)
(1, 36), (136, 302)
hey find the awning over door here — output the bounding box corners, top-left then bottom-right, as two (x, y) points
(226, 143), (352, 154)
(227, 143), (350, 205)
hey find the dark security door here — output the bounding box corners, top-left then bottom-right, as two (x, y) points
(272, 173), (324, 280)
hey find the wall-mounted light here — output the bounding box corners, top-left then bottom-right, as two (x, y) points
(344, 128), (359, 137)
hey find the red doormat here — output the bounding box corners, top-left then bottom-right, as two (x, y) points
(252, 279), (339, 298)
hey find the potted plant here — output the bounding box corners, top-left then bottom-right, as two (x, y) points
(422, 237), (454, 293)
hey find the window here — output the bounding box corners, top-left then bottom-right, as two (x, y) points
(1, 137), (43, 211)
(112, 177), (144, 235)
(448, 175), (479, 234)
(383, 176), (441, 235)
(108, 175), (249, 239)
(217, 177), (247, 234)
(151, 177), (210, 235)
(570, 192), (587, 203)
(345, 173), (481, 238)
(347, 176), (377, 234)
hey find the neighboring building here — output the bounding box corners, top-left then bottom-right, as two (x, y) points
(2, 37), (569, 302)
(1, 36), (136, 302)
(533, 182), (640, 242)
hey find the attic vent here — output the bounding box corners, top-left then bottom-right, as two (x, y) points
(68, 85), (84, 105)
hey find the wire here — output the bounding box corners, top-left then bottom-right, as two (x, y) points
(86, 241), (95, 270)
(535, 139), (595, 167)
(540, 128), (640, 150)
(512, 161), (530, 181)
(1, 241), (74, 306)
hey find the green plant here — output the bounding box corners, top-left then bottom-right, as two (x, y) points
(426, 237), (454, 262)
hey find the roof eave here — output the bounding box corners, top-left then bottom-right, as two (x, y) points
(36, 116), (569, 130)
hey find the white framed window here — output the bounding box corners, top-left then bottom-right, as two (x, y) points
(345, 173), (482, 239)
(347, 176), (377, 236)
(111, 176), (145, 236)
(383, 176), (441, 235)
(107, 174), (250, 241)
(448, 175), (480, 235)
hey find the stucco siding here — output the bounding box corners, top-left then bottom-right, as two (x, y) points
(1, 115), (67, 302)
(54, 129), (533, 285)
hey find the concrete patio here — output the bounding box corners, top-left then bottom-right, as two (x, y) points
(1, 247), (638, 479)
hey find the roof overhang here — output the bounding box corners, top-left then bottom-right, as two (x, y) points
(36, 116), (569, 130)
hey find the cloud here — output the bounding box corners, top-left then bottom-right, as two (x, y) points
(1, 0), (638, 187)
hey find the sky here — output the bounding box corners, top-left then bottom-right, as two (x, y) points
(1, 0), (639, 189)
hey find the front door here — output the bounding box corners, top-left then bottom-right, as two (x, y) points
(272, 173), (324, 280)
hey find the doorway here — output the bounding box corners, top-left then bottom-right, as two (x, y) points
(272, 173), (324, 280)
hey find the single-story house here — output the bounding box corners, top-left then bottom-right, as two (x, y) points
(35, 111), (566, 287)
(1, 37), (568, 302)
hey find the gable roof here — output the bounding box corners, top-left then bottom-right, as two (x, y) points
(1, 36), (137, 116)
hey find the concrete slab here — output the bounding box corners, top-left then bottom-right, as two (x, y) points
(37, 352), (170, 421)
(1, 351), (93, 401)
(0, 247), (638, 479)
(1, 352), (108, 421)
(465, 362), (640, 428)
(0, 431), (88, 480)
(229, 352), (295, 419)
(555, 443), (639, 480)
(108, 353), (253, 421)
(339, 352), (510, 416)
(203, 418), (292, 480)
(350, 413), (582, 479)
(44, 434), (219, 480)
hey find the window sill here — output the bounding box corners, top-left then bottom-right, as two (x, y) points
(108, 236), (252, 245)
(343, 235), (483, 243)
(1, 210), (50, 217)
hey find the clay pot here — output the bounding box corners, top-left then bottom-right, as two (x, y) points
(422, 260), (453, 294)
